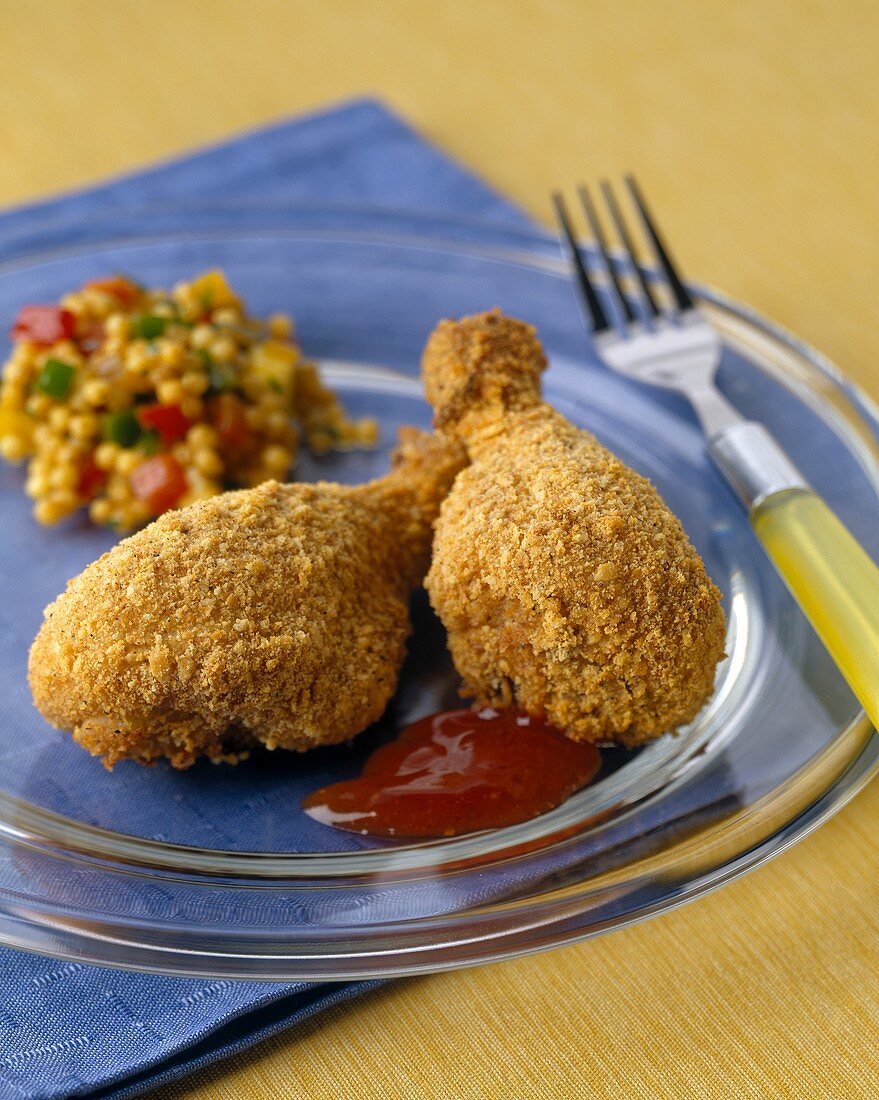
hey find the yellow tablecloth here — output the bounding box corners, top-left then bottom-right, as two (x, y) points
(2, 1), (878, 1096)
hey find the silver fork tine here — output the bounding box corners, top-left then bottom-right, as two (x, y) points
(599, 180), (661, 318)
(552, 191), (611, 334)
(624, 175), (695, 312)
(576, 185), (636, 324)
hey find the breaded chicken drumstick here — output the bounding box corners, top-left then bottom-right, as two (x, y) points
(423, 310), (725, 747)
(30, 429), (465, 768)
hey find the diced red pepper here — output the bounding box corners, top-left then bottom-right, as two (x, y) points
(129, 454), (187, 515)
(208, 393), (251, 451)
(136, 402), (192, 445)
(11, 306), (76, 347)
(84, 276), (140, 306)
(78, 322), (105, 354)
(77, 456), (106, 500)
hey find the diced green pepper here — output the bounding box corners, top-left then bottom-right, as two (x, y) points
(102, 409), (141, 447)
(137, 429), (160, 456)
(130, 314), (168, 340)
(197, 348), (239, 393)
(34, 358), (76, 398)
(206, 358), (238, 394)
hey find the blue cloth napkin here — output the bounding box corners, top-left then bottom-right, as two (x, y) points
(0, 98), (533, 1100)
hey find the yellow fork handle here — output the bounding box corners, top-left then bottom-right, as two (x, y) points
(751, 488), (879, 729)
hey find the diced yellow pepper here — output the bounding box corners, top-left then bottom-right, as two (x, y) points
(250, 340), (299, 396)
(0, 407), (34, 448)
(190, 270), (239, 309)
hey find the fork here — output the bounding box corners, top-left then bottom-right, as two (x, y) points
(553, 178), (879, 729)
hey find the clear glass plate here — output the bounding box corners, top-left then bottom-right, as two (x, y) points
(0, 205), (876, 979)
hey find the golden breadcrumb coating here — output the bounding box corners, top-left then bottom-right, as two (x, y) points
(29, 429), (466, 768)
(423, 310), (726, 747)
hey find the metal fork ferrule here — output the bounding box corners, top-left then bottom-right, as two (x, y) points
(708, 421), (810, 510)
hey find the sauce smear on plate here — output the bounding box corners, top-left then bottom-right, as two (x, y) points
(303, 708), (601, 838)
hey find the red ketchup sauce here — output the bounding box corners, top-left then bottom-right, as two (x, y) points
(302, 708), (601, 839)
